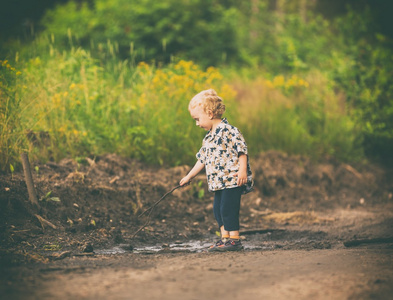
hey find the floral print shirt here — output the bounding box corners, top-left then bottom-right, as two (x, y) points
(196, 118), (253, 193)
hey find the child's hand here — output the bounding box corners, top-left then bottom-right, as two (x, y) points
(234, 170), (247, 186)
(235, 153), (248, 186)
(179, 176), (191, 186)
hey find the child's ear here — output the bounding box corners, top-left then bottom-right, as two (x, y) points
(208, 111), (214, 119)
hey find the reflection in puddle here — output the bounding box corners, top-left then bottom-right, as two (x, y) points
(96, 229), (333, 254)
(134, 240), (211, 254)
(97, 239), (274, 255)
(95, 246), (128, 255)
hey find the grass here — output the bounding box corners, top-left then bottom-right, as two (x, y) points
(232, 70), (363, 161)
(0, 41), (364, 172)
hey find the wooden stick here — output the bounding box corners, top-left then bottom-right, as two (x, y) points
(20, 152), (39, 207)
(35, 214), (57, 230)
(131, 183), (189, 239)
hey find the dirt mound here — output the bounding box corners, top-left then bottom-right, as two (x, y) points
(1, 151), (392, 262)
(252, 151), (392, 211)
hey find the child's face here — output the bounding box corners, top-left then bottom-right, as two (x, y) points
(189, 106), (213, 131)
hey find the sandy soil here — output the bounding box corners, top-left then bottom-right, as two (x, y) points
(1, 151), (393, 299)
(4, 247), (393, 300)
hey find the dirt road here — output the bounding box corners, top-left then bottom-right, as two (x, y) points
(3, 247), (393, 300)
(3, 206), (393, 300)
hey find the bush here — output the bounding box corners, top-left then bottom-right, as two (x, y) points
(40, 0), (243, 67)
(331, 8), (393, 163)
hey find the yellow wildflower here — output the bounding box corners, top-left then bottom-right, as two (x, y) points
(137, 62), (149, 70)
(273, 75), (285, 87)
(298, 79), (309, 87)
(265, 80), (274, 89)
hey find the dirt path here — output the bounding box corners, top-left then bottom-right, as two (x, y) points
(3, 248), (393, 300)
(2, 206), (393, 300)
(1, 152), (393, 299)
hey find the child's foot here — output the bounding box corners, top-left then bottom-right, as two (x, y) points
(208, 239), (243, 252)
(207, 239), (226, 252)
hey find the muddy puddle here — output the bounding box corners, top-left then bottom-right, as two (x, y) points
(94, 230), (321, 255)
(96, 239), (272, 255)
(99, 240), (214, 254)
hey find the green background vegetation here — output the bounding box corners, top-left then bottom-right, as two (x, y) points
(1, 0), (393, 172)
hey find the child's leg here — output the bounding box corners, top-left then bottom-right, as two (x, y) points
(213, 191), (229, 240)
(220, 226), (230, 239)
(209, 187), (244, 252)
(220, 187), (243, 238)
(229, 230), (240, 240)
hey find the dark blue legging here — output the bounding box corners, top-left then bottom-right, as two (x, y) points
(213, 186), (244, 232)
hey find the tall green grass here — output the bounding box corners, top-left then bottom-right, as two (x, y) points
(0, 59), (25, 171)
(232, 71), (363, 161)
(0, 39), (363, 172)
(1, 42), (237, 170)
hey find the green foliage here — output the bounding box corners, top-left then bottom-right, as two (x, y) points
(330, 9), (393, 163)
(42, 243), (61, 251)
(39, 191), (60, 202)
(238, 9), (333, 73)
(9, 163), (14, 179)
(0, 59), (27, 172)
(2, 1), (393, 168)
(2, 40), (363, 169)
(191, 180), (205, 199)
(234, 71), (363, 161)
(4, 43), (235, 166)
(40, 0), (242, 67)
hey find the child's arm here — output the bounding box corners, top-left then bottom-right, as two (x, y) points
(180, 160), (205, 186)
(234, 153), (248, 186)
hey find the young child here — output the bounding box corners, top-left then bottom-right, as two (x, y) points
(180, 89), (253, 252)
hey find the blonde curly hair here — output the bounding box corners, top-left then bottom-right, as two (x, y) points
(188, 89), (226, 119)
